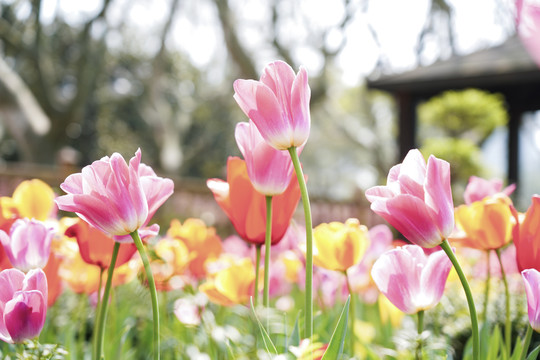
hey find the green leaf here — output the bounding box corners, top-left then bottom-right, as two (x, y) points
(526, 344), (540, 360)
(510, 335), (523, 360)
(289, 311), (301, 349)
(250, 297), (278, 356)
(486, 325), (502, 360)
(321, 296), (350, 360)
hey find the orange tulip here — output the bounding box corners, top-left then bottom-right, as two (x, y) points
(199, 257), (255, 306)
(1, 179), (55, 221)
(313, 218), (370, 272)
(513, 195), (540, 272)
(453, 196), (514, 250)
(207, 157), (300, 245)
(166, 218), (222, 279)
(65, 219), (137, 269)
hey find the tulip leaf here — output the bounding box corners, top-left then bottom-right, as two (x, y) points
(289, 310), (301, 348)
(321, 296), (350, 360)
(250, 297), (278, 356)
(526, 344), (540, 360)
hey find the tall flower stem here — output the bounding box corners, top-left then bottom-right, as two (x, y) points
(93, 242), (120, 360)
(344, 271), (356, 357)
(519, 325), (533, 360)
(416, 310), (425, 360)
(254, 245), (261, 306)
(288, 146), (313, 340)
(263, 195), (273, 308)
(482, 250), (491, 324)
(440, 239), (479, 360)
(131, 230), (160, 360)
(495, 248), (511, 356)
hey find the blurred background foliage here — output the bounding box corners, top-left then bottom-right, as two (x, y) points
(0, 0), (516, 202)
(418, 88), (509, 200)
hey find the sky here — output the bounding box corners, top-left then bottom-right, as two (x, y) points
(37, 0), (516, 86)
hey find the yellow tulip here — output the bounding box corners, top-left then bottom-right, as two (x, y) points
(150, 237), (193, 291)
(378, 294), (404, 328)
(1, 179), (55, 221)
(199, 257), (255, 306)
(167, 218), (222, 278)
(313, 218), (369, 272)
(453, 196), (514, 250)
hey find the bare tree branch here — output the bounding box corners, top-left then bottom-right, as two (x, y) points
(213, 0), (258, 79)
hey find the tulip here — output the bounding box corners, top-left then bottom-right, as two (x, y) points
(235, 120), (296, 196)
(0, 268), (47, 343)
(166, 218), (222, 279)
(233, 60), (311, 151)
(516, 0), (540, 67)
(57, 149), (173, 360)
(65, 219), (137, 269)
(199, 257), (255, 306)
(522, 268), (540, 331)
(463, 176), (515, 205)
(1, 179), (56, 221)
(365, 149), (454, 248)
(55, 148), (174, 239)
(371, 245), (452, 314)
(313, 218), (369, 272)
(0, 218), (54, 272)
(453, 196), (514, 250)
(207, 157), (300, 245)
(150, 237), (191, 291)
(514, 195), (540, 272)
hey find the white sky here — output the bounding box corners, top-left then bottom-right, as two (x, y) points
(38, 0), (514, 85)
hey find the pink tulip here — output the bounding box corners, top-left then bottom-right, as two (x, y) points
(371, 244), (452, 314)
(365, 149), (454, 248)
(233, 60), (311, 150)
(235, 120), (296, 195)
(463, 176), (515, 205)
(522, 268), (540, 331)
(0, 219), (54, 272)
(0, 268), (48, 343)
(516, 0), (540, 68)
(56, 149), (174, 240)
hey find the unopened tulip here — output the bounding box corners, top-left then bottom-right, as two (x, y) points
(522, 268), (540, 331)
(235, 120), (295, 196)
(1, 179), (56, 221)
(313, 218), (369, 272)
(371, 245), (452, 314)
(463, 176), (515, 205)
(0, 218), (54, 272)
(199, 257), (255, 306)
(233, 60), (311, 150)
(365, 149), (454, 248)
(0, 268), (47, 343)
(514, 195), (540, 272)
(56, 149), (174, 240)
(453, 196), (514, 250)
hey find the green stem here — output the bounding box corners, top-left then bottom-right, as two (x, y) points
(92, 268), (104, 360)
(520, 325), (534, 360)
(263, 195), (273, 308)
(254, 245), (261, 306)
(131, 230), (160, 360)
(482, 250), (491, 325)
(416, 310), (425, 360)
(440, 239), (479, 360)
(496, 248), (512, 357)
(94, 243), (120, 360)
(344, 271), (356, 357)
(288, 146), (313, 340)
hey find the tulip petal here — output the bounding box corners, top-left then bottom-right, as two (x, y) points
(372, 195), (442, 248)
(424, 155), (454, 238)
(4, 290), (46, 343)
